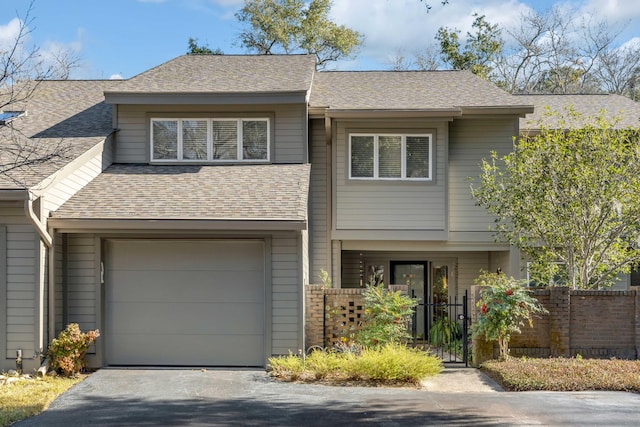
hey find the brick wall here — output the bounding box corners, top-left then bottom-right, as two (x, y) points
(304, 285), (408, 349)
(472, 286), (640, 363)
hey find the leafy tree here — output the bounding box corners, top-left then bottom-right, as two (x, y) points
(435, 13), (503, 79)
(187, 37), (223, 55)
(356, 283), (417, 348)
(235, 0), (363, 69)
(472, 108), (640, 289)
(472, 272), (547, 359)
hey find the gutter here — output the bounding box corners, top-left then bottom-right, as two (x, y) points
(24, 194), (52, 248)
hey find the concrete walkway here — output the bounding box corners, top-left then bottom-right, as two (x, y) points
(15, 367), (640, 426)
(421, 366), (503, 392)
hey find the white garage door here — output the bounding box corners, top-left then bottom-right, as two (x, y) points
(105, 240), (265, 366)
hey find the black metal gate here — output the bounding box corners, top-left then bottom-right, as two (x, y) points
(411, 289), (469, 366)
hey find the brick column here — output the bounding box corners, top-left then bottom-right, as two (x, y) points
(635, 289), (640, 359)
(304, 285), (326, 349)
(470, 285), (494, 366)
(549, 287), (571, 357)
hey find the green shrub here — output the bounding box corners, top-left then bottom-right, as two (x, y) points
(47, 323), (100, 377)
(471, 271), (547, 359)
(268, 344), (442, 385)
(267, 352), (305, 380)
(356, 283), (417, 347)
(351, 344), (443, 383)
(482, 357), (640, 392)
(429, 317), (462, 347)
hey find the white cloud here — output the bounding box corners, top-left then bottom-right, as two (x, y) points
(109, 73), (124, 80)
(0, 18), (23, 52)
(331, 0), (531, 69)
(207, 0), (244, 6)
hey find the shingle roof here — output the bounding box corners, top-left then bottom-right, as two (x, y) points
(52, 164), (310, 222)
(309, 70), (528, 110)
(0, 80), (117, 189)
(110, 54), (316, 94)
(517, 94), (640, 130)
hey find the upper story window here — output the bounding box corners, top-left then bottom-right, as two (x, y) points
(151, 118), (269, 162)
(0, 111), (25, 126)
(349, 133), (432, 180)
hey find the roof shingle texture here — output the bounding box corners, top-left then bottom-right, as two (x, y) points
(0, 80), (117, 189)
(517, 94), (640, 130)
(110, 54), (316, 94)
(309, 70), (527, 110)
(52, 164), (310, 222)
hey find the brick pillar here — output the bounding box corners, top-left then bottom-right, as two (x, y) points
(305, 285), (326, 349)
(471, 285), (494, 366)
(549, 287), (571, 357)
(635, 289), (640, 359)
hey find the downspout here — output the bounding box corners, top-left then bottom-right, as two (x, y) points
(24, 193), (53, 365)
(24, 194), (52, 248)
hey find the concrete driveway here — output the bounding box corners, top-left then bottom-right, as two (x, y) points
(15, 368), (640, 426)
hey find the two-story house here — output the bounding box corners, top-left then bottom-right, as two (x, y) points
(1, 54), (637, 371)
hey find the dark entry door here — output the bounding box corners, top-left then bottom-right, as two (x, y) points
(391, 261), (428, 339)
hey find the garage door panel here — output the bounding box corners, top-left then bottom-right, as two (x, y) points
(108, 333), (264, 366)
(109, 302), (264, 335)
(107, 271), (264, 303)
(110, 241), (264, 271)
(106, 240), (266, 366)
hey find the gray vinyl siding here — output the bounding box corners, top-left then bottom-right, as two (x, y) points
(0, 226), (6, 366)
(115, 104), (307, 164)
(309, 119), (328, 283)
(5, 225), (38, 360)
(54, 234), (65, 335)
(271, 234), (301, 355)
(449, 118), (518, 232)
(335, 120), (448, 231)
(42, 140), (113, 216)
(65, 234), (98, 335)
(457, 252), (490, 295)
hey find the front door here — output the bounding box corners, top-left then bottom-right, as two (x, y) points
(391, 261), (428, 339)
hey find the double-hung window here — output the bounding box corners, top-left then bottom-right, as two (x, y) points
(349, 133), (432, 180)
(151, 118), (269, 162)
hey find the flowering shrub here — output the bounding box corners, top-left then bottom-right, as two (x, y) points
(48, 323), (100, 376)
(356, 283), (417, 348)
(471, 271), (547, 359)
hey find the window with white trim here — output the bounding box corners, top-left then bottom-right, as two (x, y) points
(349, 133), (432, 180)
(151, 118), (269, 162)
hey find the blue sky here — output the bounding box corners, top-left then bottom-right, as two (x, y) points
(1, 0), (638, 79)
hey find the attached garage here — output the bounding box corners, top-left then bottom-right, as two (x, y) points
(105, 239), (266, 366)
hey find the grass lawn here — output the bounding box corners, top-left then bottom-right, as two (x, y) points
(0, 375), (83, 426)
(481, 357), (640, 392)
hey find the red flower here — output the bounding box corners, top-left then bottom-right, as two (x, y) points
(505, 289), (513, 296)
(481, 304), (488, 314)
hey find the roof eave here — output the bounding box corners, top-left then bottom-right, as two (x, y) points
(104, 91), (309, 105)
(460, 105), (535, 117)
(319, 108), (463, 119)
(0, 189), (29, 201)
(48, 218), (307, 232)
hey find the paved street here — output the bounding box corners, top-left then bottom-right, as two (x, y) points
(15, 368), (640, 426)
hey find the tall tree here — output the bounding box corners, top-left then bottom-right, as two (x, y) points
(493, 7), (631, 95)
(1, 1), (78, 186)
(471, 109), (640, 289)
(187, 38), (223, 55)
(435, 13), (503, 79)
(235, 0), (362, 69)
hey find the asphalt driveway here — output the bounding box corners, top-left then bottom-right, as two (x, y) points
(15, 368), (640, 426)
